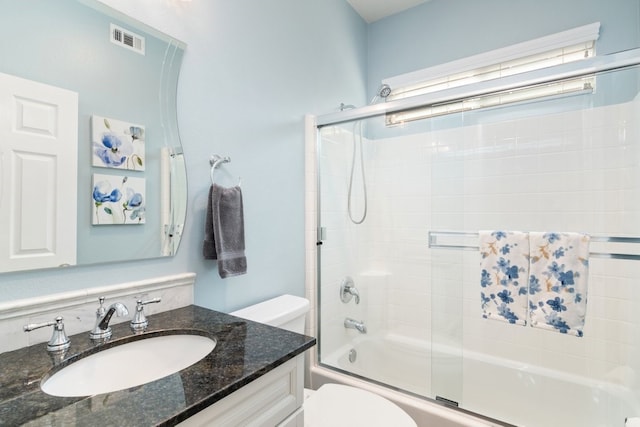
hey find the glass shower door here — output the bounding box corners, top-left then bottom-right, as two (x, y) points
(316, 114), (437, 399)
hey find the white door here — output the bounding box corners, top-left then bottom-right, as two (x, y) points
(0, 72), (78, 272)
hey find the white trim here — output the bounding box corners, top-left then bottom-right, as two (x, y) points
(383, 22), (601, 91)
(0, 272), (196, 321)
(0, 273), (196, 353)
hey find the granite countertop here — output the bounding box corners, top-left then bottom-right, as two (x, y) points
(0, 305), (316, 426)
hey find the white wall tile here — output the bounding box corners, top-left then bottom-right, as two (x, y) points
(307, 99), (640, 397)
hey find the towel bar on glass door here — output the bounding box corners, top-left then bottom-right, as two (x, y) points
(428, 230), (640, 261)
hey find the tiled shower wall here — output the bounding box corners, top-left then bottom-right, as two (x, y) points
(310, 97), (640, 388)
(452, 99), (640, 384)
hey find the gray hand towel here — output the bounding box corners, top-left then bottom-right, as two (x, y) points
(210, 183), (247, 278)
(203, 185), (217, 259)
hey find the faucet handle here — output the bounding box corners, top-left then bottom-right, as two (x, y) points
(130, 297), (161, 332)
(24, 316), (71, 353)
(340, 277), (360, 304)
(96, 296), (106, 317)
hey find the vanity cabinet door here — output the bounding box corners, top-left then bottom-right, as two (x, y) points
(179, 354), (304, 427)
(276, 407), (304, 427)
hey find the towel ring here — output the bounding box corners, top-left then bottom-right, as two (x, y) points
(209, 155), (241, 186)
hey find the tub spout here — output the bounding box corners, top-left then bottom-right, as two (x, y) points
(344, 318), (367, 334)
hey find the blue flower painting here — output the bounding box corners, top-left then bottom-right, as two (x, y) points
(92, 173), (146, 225)
(92, 115), (145, 171)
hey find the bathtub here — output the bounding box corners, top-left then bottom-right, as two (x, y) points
(310, 361), (501, 427)
(313, 334), (639, 427)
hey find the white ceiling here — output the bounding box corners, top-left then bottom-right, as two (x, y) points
(346, 0), (429, 23)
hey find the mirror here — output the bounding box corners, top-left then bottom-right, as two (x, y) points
(0, 0), (187, 273)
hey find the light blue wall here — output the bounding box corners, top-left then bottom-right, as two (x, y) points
(10, 0), (636, 315)
(0, 0), (367, 312)
(367, 0), (640, 100)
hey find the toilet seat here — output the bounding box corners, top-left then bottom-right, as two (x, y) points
(303, 384), (417, 427)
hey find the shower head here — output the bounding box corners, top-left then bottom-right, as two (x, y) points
(369, 84), (392, 104)
(378, 84), (392, 99)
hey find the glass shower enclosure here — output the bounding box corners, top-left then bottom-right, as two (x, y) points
(315, 55), (640, 426)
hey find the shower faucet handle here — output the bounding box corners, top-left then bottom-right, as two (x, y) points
(340, 276), (360, 304)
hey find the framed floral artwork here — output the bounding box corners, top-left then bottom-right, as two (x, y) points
(92, 115), (145, 170)
(92, 174), (146, 225)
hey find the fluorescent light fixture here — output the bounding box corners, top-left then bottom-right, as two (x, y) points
(388, 42), (595, 102)
(386, 75), (595, 125)
(383, 23), (600, 125)
(316, 48), (640, 128)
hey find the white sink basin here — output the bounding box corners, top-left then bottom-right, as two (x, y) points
(41, 334), (216, 397)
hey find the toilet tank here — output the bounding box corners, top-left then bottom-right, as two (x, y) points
(230, 294), (310, 334)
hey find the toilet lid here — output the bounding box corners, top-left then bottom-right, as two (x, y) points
(303, 384), (417, 427)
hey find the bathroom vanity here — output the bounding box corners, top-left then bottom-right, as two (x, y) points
(0, 305), (315, 426)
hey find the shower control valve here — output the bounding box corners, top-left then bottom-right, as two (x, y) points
(340, 276), (360, 305)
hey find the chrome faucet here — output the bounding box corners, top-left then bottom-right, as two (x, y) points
(130, 297), (161, 332)
(344, 318), (367, 334)
(23, 316), (71, 353)
(89, 297), (129, 340)
(340, 277), (360, 305)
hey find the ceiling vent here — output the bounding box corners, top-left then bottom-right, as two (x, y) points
(110, 23), (145, 55)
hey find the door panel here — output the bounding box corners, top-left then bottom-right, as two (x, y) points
(0, 72), (78, 272)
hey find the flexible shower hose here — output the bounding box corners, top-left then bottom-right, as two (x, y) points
(348, 120), (367, 224)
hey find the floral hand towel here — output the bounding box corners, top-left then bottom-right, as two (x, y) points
(528, 232), (590, 337)
(480, 231), (530, 325)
